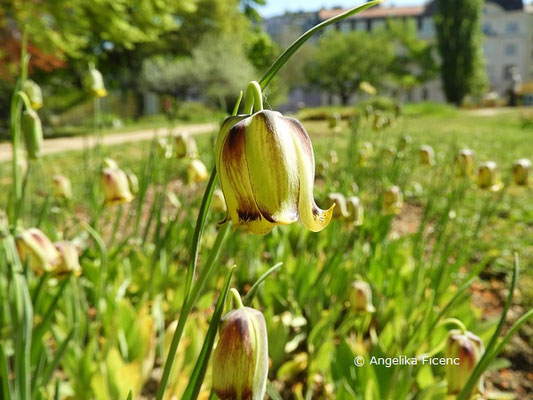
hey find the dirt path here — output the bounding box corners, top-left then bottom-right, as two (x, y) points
(0, 122), (218, 162)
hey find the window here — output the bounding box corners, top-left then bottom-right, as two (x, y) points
(483, 23), (496, 36)
(505, 22), (519, 34)
(505, 44), (517, 56)
(503, 65), (516, 79)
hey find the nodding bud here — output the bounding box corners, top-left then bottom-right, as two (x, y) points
(187, 159), (209, 183)
(327, 193), (349, 220)
(23, 80), (43, 110)
(398, 135), (411, 151)
(212, 307), (268, 400)
(346, 196), (364, 226)
(419, 145), (435, 166)
(157, 138), (173, 159)
(455, 149), (476, 177)
(87, 67), (107, 97)
(358, 141), (373, 166)
(16, 228), (60, 274)
(349, 281), (375, 313)
(445, 329), (484, 395)
(383, 185), (403, 215)
(216, 110), (334, 235)
(213, 189), (227, 212)
(54, 241), (81, 277)
(477, 161), (501, 191)
(101, 168), (134, 205)
(126, 172), (139, 194)
(174, 132), (198, 159)
(512, 158), (530, 186)
(21, 109), (43, 160)
(52, 174), (72, 199)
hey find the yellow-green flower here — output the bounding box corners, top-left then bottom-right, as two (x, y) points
(359, 81), (377, 96)
(419, 145), (435, 166)
(16, 228), (60, 274)
(327, 193), (349, 220)
(23, 79), (43, 110)
(455, 149), (475, 177)
(102, 167), (134, 205)
(216, 110), (334, 235)
(52, 174), (72, 200)
(477, 161), (502, 191)
(512, 158), (530, 186)
(54, 241), (82, 277)
(445, 329), (484, 395)
(187, 159), (209, 183)
(349, 281), (375, 313)
(213, 189), (227, 212)
(174, 132), (198, 159)
(346, 196), (364, 226)
(383, 185), (403, 215)
(87, 67), (107, 97)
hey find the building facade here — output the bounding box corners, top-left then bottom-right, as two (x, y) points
(264, 0), (533, 106)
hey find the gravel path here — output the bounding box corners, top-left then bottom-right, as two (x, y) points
(0, 122), (217, 162)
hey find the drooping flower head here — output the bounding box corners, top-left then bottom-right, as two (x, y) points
(101, 167), (134, 205)
(346, 196), (364, 226)
(455, 149), (476, 177)
(23, 79), (43, 110)
(477, 161), (502, 191)
(419, 145), (435, 166)
(55, 241), (82, 277)
(349, 281), (375, 313)
(187, 159), (209, 183)
(512, 158), (531, 186)
(87, 67), (107, 98)
(174, 132), (198, 159)
(216, 83), (334, 235)
(327, 193), (349, 220)
(445, 329), (484, 395)
(383, 185), (403, 215)
(16, 228), (60, 274)
(52, 174), (72, 200)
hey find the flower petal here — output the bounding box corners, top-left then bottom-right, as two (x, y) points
(245, 111), (298, 225)
(285, 117), (334, 232)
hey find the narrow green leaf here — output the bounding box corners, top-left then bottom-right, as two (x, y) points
(243, 262), (283, 305)
(40, 328), (75, 389)
(266, 381), (283, 400)
(0, 343), (13, 400)
(181, 266), (235, 400)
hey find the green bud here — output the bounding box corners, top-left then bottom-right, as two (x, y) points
(445, 329), (484, 395)
(419, 145), (435, 166)
(87, 67), (107, 97)
(23, 80), (43, 110)
(383, 185), (403, 215)
(21, 109), (43, 160)
(455, 149), (475, 177)
(512, 158), (530, 186)
(52, 174), (72, 199)
(212, 307), (268, 400)
(477, 161), (502, 191)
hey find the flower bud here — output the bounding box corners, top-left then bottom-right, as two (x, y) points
(512, 158), (530, 186)
(327, 193), (349, 220)
(360, 81), (377, 96)
(54, 241), (81, 277)
(126, 172), (139, 194)
(349, 281), (375, 313)
(187, 159), (209, 183)
(87, 67), (107, 97)
(398, 135), (411, 151)
(346, 196), (364, 226)
(101, 168), (134, 205)
(16, 228), (60, 274)
(455, 149), (475, 177)
(216, 110), (334, 235)
(103, 158), (119, 169)
(445, 329), (484, 395)
(477, 161), (501, 191)
(174, 132), (198, 159)
(21, 109), (43, 160)
(213, 189), (227, 212)
(383, 185), (403, 215)
(419, 145), (435, 166)
(212, 307), (268, 400)
(52, 174), (72, 199)
(157, 138), (173, 159)
(23, 80), (43, 110)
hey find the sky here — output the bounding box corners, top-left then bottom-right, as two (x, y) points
(258, 0), (533, 17)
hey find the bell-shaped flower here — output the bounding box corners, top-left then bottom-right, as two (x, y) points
(54, 241), (82, 277)
(126, 171), (139, 194)
(455, 149), (476, 177)
(512, 158), (530, 186)
(212, 306), (268, 400)
(21, 109), (43, 160)
(52, 174), (72, 200)
(212, 189), (227, 212)
(327, 193), (349, 220)
(346, 196), (364, 226)
(398, 135), (411, 151)
(477, 161), (502, 191)
(188, 159), (209, 183)
(23, 79), (43, 110)
(359, 81), (377, 96)
(419, 145), (435, 166)
(349, 281), (375, 313)
(445, 329), (484, 395)
(16, 228), (60, 274)
(383, 185), (403, 215)
(174, 132), (198, 159)
(101, 167), (134, 205)
(87, 67), (107, 97)
(216, 110), (334, 235)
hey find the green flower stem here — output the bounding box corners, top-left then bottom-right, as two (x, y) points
(438, 318), (467, 334)
(156, 2), (382, 397)
(230, 288), (244, 309)
(244, 81), (263, 114)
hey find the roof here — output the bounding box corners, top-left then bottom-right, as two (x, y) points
(318, 6), (426, 21)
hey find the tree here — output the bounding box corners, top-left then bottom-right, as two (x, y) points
(434, 0), (487, 104)
(305, 30), (394, 105)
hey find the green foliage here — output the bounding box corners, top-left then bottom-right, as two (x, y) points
(305, 30), (394, 104)
(434, 0), (488, 104)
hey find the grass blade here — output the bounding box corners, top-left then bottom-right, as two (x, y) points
(243, 262), (283, 305)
